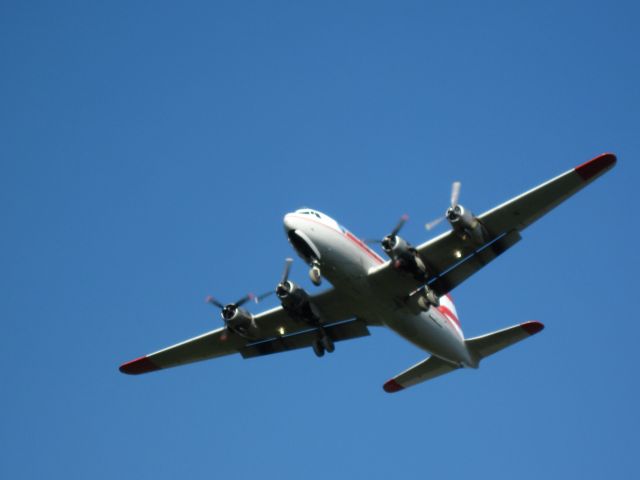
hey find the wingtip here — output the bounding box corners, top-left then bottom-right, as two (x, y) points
(119, 356), (161, 375)
(383, 379), (405, 393)
(520, 321), (545, 336)
(574, 153), (617, 181)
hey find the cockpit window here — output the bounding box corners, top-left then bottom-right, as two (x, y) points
(296, 209), (322, 219)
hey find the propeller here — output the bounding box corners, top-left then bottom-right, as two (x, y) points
(276, 258), (294, 297)
(425, 181), (461, 230)
(365, 214), (409, 251)
(205, 293), (247, 309)
(205, 290), (273, 339)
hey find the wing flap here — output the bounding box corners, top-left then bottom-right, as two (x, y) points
(428, 230), (521, 296)
(240, 319), (370, 359)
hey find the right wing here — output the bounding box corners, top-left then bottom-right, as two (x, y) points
(423, 153), (616, 295)
(368, 153), (616, 298)
(119, 287), (362, 374)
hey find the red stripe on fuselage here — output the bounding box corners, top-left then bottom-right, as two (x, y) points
(437, 305), (461, 330)
(344, 232), (384, 264)
(289, 214), (384, 265)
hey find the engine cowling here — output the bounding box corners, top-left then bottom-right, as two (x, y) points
(382, 235), (428, 280)
(277, 280), (320, 325)
(446, 205), (488, 244)
(221, 305), (256, 336)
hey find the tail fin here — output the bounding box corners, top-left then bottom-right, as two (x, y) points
(382, 321), (544, 393)
(465, 321), (544, 365)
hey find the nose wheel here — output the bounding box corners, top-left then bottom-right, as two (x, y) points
(309, 260), (322, 286)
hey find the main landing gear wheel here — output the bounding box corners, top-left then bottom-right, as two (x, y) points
(320, 334), (334, 353)
(417, 288), (440, 311)
(312, 339), (325, 357)
(309, 261), (322, 286)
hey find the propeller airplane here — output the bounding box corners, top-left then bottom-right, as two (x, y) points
(120, 153), (616, 392)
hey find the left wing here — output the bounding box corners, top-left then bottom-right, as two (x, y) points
(368, 153), (616, 297)
(241, 319), (369, 359)
(119, 287), (362, 374)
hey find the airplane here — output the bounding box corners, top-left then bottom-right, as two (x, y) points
(119, 153), (616, 393)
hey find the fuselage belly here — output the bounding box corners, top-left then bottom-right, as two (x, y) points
(283, 211), (472, 367)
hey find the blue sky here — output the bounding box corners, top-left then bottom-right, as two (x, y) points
(1, 1), (638, 478)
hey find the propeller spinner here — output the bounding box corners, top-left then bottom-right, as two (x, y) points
(205, 291), (272, 339)
(425, 181), (462, 230)
(365, 214), (409, 253)
(276, 257), (294, 298)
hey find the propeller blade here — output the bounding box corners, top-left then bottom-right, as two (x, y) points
(280, 258), (294, 285)
(363, 239), (382, 245)
(425, 216), (445, 231)
(205, 295), (225, 309)
(450, 181), (461, 207)
(234, 293), (255, 307)
(390, 214), (409, 237)
(254, 290), (274, 303)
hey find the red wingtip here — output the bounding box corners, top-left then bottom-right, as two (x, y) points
(574, 153), (617, 181)
(119, 356), (161, 375)
(520, 321), (545, 336)
(383, 379), (405, 393)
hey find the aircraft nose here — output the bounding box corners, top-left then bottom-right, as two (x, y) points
(283, 213), (297, 233)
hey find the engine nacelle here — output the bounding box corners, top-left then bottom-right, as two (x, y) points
(382, 235), (428, 280)
(221, 305), (257, 337)
(446, 205), (488, 245)
(277, 280), (320, 325)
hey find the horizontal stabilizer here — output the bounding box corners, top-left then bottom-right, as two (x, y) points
(383, 355), (459, 393)
(466, 321), (544, 364)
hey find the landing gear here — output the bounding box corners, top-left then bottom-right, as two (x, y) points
(320, 333), (334, 353)
(422, 287), (440, 308)
(312, 339), (325, 357)
(312, 331), (334, 357)
(413, 286), (440, 312)
(309, 260), (322, 286)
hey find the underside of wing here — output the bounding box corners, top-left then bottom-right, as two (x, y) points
(241, 319), (369, 358)
(119, 287), (365, 374)
(368, 153), (616, 297)
(119, 327), (243, 374)
(251, 286), (366, 339)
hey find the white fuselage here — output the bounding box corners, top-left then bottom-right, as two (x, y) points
(283, 209), (475, 367)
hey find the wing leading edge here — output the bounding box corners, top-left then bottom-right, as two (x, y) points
(119, 287), (363, 375)
(368, 153), (616, 298)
